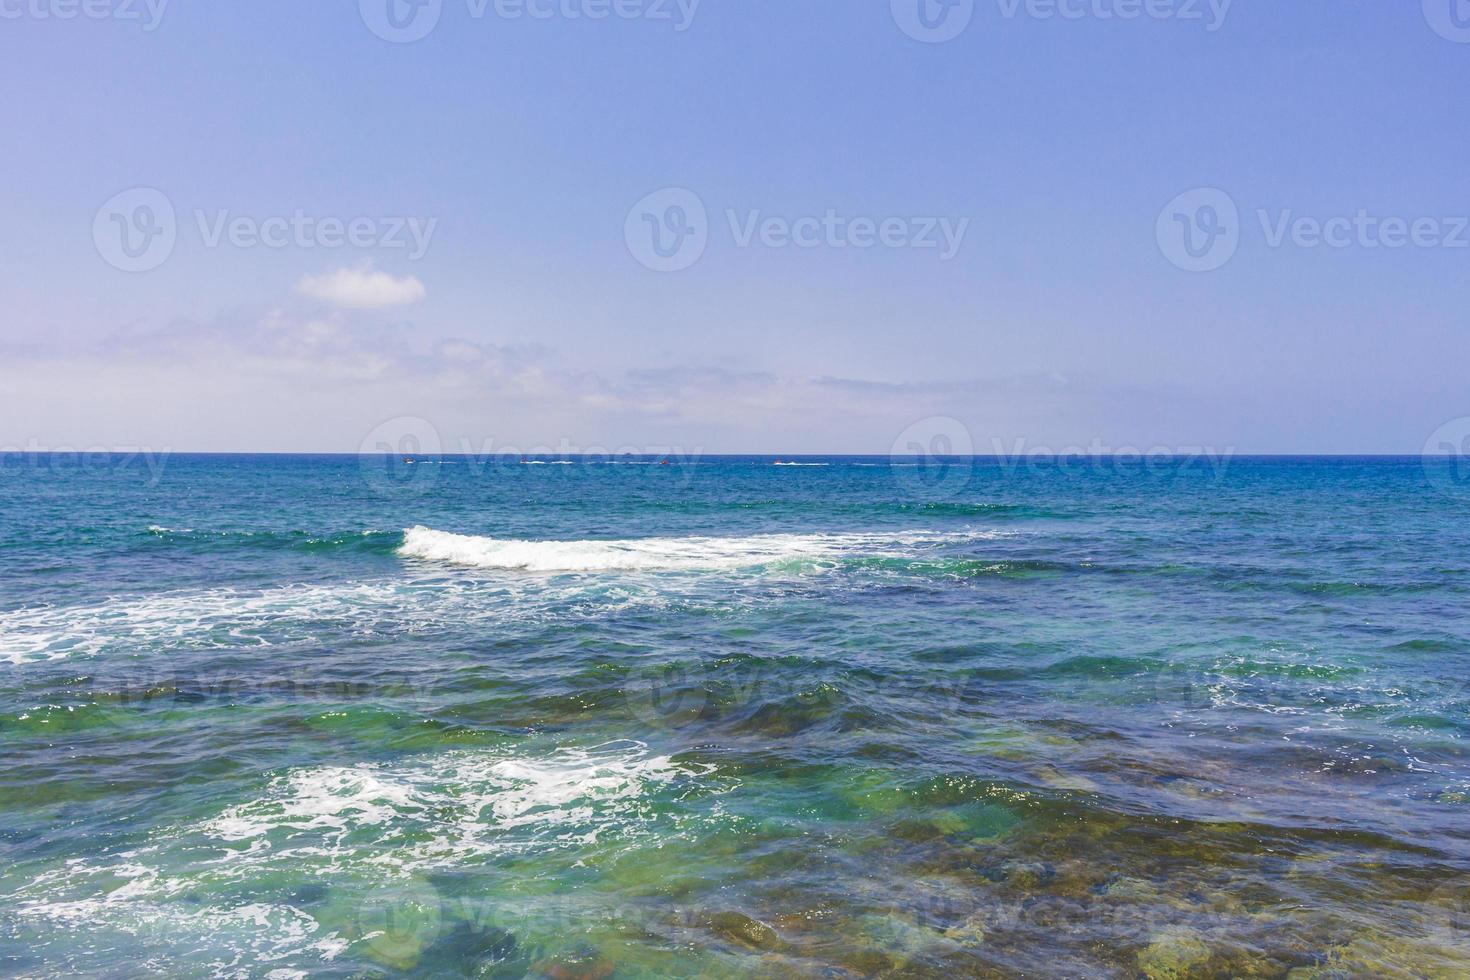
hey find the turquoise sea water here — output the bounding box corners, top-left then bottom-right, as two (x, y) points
(2, 454), (1468, 977)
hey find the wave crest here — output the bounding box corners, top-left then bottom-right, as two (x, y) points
(397, 526), (989, 573)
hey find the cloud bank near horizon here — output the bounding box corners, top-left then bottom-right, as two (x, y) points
(0, 270), (1235, 454)
(1, 266), (1452, 456)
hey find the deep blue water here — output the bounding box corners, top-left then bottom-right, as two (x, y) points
(1, 454), (1468, 977)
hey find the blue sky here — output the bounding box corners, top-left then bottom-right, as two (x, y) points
(2, 0), (1468, 453)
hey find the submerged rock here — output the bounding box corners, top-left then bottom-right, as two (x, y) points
(1097, 876), (1160, 901)
(419, 920), (521, 977)
(942, 915), (990, 949)
(700, 910), (784, 952)
(836, 770), (910, 816)
(533, 943), (615, 980)
(1283, 931), (1470, 980)
(1000, 860), (1055, 890)
(1137, 928), (1213, 979)
(289, 882), (329, 906)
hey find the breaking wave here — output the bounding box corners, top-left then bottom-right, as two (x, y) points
(397, 525), (997, 573)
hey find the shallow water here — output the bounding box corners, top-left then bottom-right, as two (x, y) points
(2, 454), (1468, 977)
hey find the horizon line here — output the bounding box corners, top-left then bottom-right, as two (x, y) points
(0, 451), (1453, 460)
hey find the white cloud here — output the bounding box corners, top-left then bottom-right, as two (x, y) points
(296, 266), (426, 309)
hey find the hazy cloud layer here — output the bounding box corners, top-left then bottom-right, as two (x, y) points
(0, 296), (1266, 454)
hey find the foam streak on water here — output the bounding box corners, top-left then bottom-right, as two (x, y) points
(0, 577), (666, 665)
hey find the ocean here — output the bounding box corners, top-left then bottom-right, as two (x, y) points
(1, 453), (1467, 977)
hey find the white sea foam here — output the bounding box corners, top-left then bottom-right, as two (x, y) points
(0, 577), (665, 665)
(398, 526), (989, 573)
(200, 740), (700, 862)
(0, 582), (427, 665)
(9, 742), (728, 968)
(12, 877), (350, 973)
